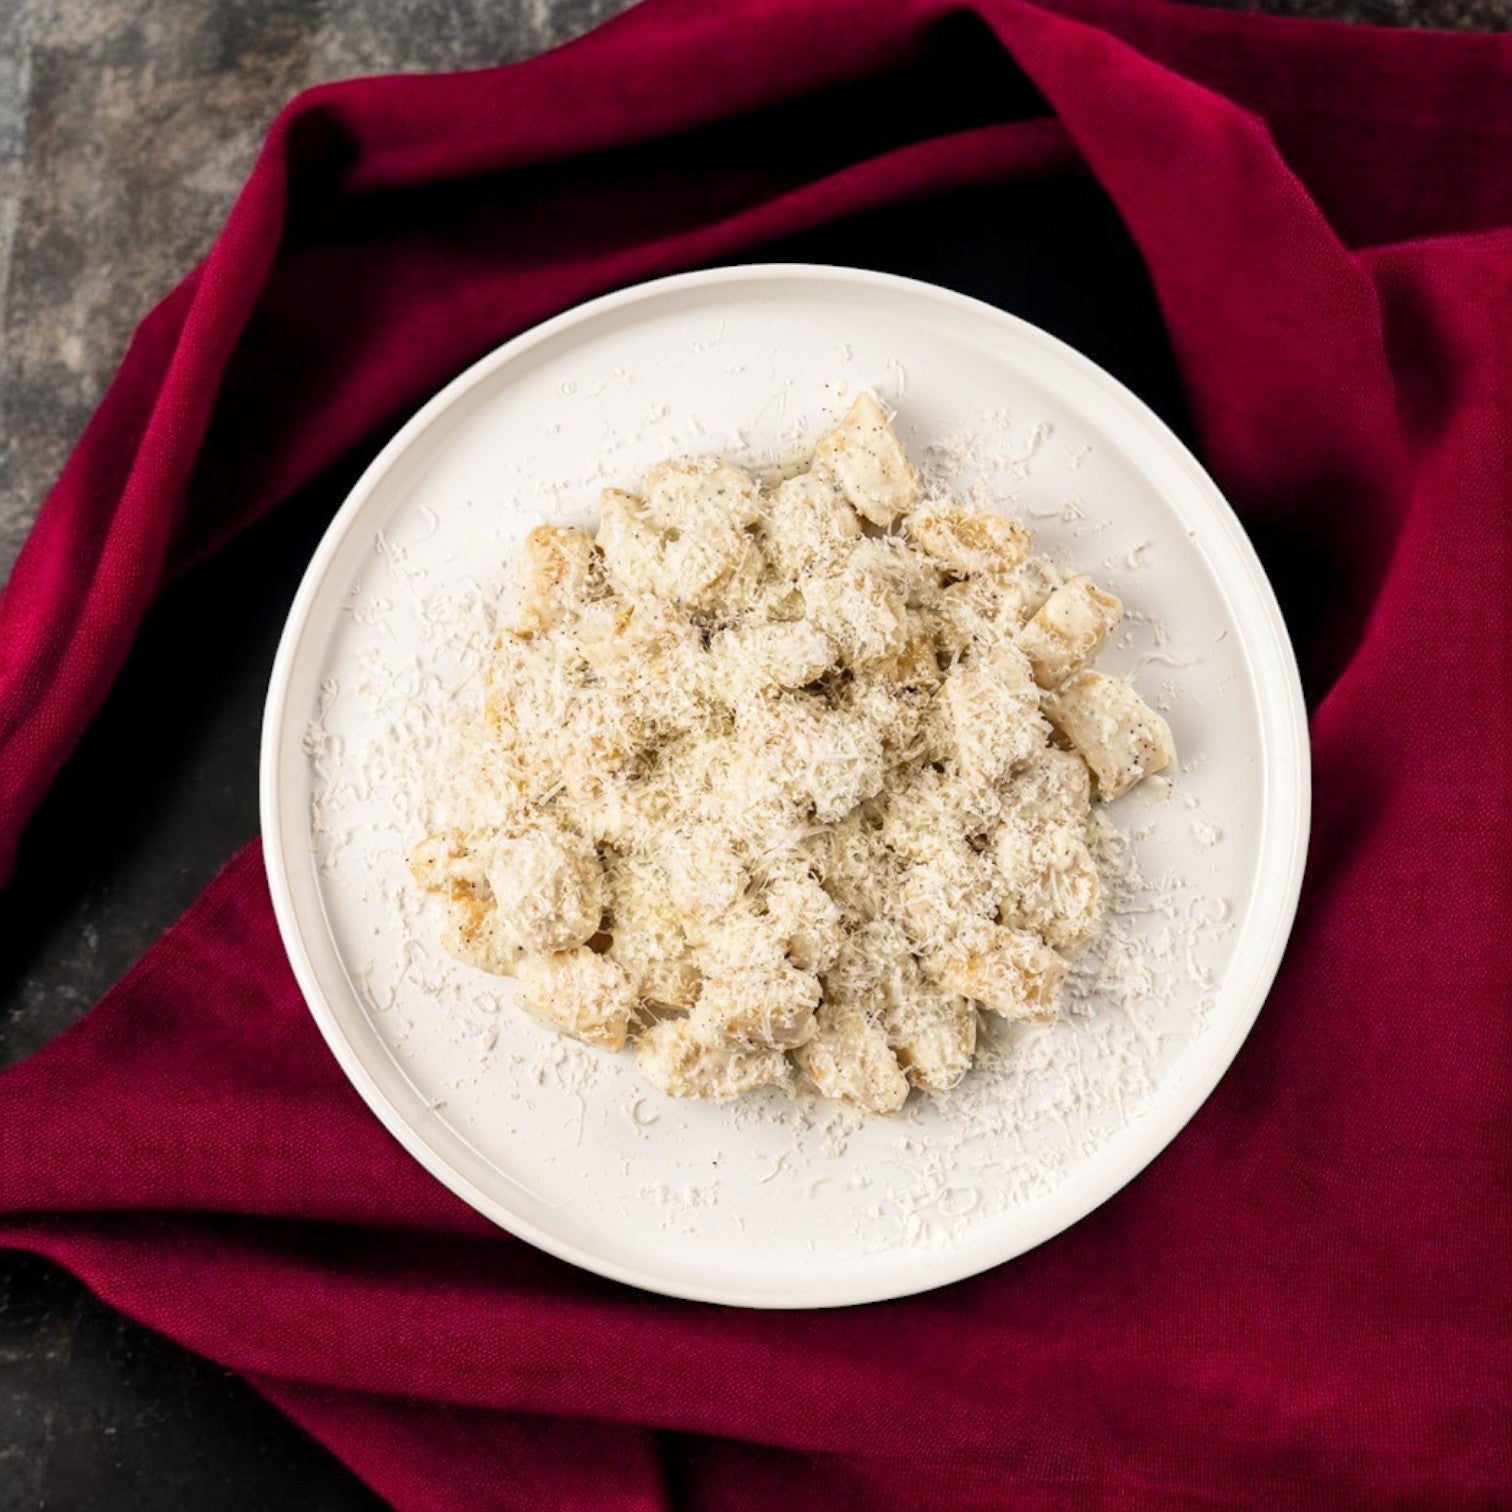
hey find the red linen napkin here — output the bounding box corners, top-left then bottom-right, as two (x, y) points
(2, 0), (1509, 1506)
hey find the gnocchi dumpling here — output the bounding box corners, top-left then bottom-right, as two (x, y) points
(411, 390), (1175, 1113)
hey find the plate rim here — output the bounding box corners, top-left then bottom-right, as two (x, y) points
(260, 262), (1311, 1308)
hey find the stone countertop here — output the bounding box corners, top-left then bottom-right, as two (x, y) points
(0, 0), (1504, 1506)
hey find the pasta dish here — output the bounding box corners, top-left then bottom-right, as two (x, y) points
(409, 394), (1174, 1113)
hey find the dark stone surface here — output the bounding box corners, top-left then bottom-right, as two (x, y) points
(1186, 0), (1507, 20)
(0, 1253), (387, 1512)
(0, 0), (1503, 1507)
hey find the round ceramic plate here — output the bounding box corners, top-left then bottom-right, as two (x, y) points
(261, 265), (1309, 1308)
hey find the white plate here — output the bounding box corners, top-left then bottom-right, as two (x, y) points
(261, 265), (1308, 1308)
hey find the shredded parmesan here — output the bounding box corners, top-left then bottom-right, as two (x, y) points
(401, 393), (1177, 1114)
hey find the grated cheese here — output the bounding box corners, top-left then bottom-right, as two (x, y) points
(402, 392), (1178, 1114)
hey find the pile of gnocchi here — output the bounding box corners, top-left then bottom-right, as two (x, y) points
(410, 394), (1173, 1113)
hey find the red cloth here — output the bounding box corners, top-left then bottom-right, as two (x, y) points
(2, 0), (1509, 1505)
